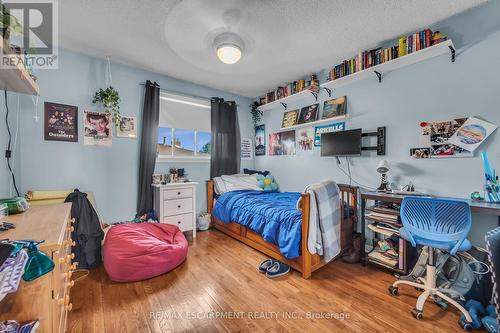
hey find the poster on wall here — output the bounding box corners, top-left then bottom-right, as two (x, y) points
(241, 138), (253, 160)
(296, 127), (315, 154)
(418, 118), (472, 158)
(44, 102), (78, 142)
(281, 109), (299, 128)
(84, 111), (112, 147)
(255, 125), (266, 156)
(116, 116), (137, 138)
(322, 96), (347, 119)
(447, 117), (498, 152)
(269, 130), (295, 156)
(314, 122), (345, 147)
(297, 104), (319, 124)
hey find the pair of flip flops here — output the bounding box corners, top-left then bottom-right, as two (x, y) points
(258, 259), (290, 278)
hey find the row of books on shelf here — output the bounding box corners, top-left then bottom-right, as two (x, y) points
(259, 74), (319, 105)
(327, 29), (447, 81)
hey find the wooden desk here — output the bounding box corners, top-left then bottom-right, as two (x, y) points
(361, 191), (500, 220)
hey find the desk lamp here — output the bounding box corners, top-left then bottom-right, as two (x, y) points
(377, 160), (390, 192)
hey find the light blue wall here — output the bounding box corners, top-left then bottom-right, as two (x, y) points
(16, 49), (253, 222)
(254, 3), (500, 246)
(0, 93), (22, 198)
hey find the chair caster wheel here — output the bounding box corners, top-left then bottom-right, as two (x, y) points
(388, 286), (398, 296)
(411, 308), (423, 320)
(458, 317), (473, 331)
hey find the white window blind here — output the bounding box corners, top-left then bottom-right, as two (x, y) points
(159, 92), (210, 132)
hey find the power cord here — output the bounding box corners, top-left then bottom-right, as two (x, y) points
(336, 157), (378, 190)
(4, 90), (20, 196)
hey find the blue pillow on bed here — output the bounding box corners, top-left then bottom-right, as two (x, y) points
(257, 174), (278, 191)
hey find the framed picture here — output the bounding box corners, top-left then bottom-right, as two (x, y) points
(322, 96), (346, 119)
(269, 130), (295, 156)
(44, 102), (78, 142)
(84, 111), (112, 147)
(297, 104), (319, 124)
(281, 109), (299, 128)
(255, 125), (266, 156)
(116, 116), (137, 138)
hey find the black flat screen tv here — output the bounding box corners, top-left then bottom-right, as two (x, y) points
(320, 128), (362, 156)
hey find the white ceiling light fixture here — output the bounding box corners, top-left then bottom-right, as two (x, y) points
(214, 32), (244, 65)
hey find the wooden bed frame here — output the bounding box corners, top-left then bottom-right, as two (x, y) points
(207, 180), (358, 279)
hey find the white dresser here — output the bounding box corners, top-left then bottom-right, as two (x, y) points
(153, 182), (197, 238)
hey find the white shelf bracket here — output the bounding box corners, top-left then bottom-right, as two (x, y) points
(280, 102), (287, 110)
(374, 71), (382, 83)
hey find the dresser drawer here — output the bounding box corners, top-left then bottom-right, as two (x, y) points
(163, 187), (193, 200)
(163, 213), (193, 231)
(164, 198), (193, 216)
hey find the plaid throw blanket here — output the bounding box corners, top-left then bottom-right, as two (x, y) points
(299, 179), (342, 262)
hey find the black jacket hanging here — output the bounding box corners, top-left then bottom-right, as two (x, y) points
(64, 189), (104, 269)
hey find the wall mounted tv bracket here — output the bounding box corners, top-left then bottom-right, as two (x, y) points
(361, 126), (386, 155)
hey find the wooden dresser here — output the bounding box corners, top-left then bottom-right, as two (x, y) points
(0, 203), (75, 333)
(153, 182), (198, 238)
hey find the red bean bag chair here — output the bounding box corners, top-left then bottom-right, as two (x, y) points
(103, 223), (188, 282)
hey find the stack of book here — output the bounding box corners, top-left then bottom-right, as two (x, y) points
(327, 28), (445, 81)
(259, 75), (319, 105)
(368, 239), (399, 268)
(368, 250), (398, 268)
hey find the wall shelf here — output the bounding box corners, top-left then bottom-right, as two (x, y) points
(257, 88), (318, 112)
(321, 40), (454, 91)
(279, 114), (348, 131)
(0, 36), (40, 96)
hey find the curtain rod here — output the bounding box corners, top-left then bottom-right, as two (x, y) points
(138, 82), (240, 106)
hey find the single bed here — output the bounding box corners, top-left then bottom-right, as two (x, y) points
(207, 180), (358, 279)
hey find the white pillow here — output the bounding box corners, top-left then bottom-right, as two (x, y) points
(213, 174), (262, 194)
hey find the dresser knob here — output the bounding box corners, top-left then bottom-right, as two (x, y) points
(177, 191), (181, 195)
(58, 295), (70, 306)
(67, 280), (75, 288)
(177, 205), (181, 208)
(177, 221), (181, 224)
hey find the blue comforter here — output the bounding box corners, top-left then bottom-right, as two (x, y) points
(213, 190), (302, 259)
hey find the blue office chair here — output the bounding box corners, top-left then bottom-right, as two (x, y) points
(388, 197), (474, 330)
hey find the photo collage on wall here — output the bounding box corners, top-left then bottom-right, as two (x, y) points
(262, 96), (348, 158)
(411, 117), (497, 158)
(44, 101), (137, 147)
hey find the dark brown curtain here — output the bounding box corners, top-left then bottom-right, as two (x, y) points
(210, 98), (240, 178)
(137, 80), (160, 215)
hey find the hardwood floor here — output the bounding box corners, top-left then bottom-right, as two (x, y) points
(68, 230), (472, 333)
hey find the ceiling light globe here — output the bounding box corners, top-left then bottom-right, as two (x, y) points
(216, 44), (242, 64)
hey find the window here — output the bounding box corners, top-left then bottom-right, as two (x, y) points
(157, 92), (211, 162)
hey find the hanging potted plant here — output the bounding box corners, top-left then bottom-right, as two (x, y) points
(92, 57), (121, 126)
(250, 101), (262, 127)
(92, 86), (121, 126)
